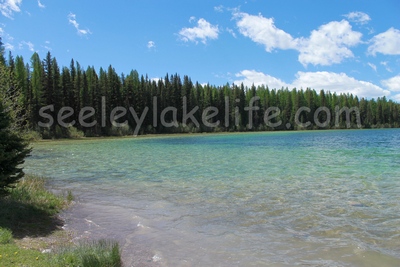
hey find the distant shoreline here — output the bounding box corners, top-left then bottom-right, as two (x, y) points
(31, 127), (399, 144)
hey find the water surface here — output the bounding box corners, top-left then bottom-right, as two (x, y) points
(24, 129), (400, 266)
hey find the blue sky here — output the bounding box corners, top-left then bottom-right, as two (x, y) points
(1, 0), (400, 100)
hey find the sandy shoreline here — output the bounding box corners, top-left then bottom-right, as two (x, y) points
(31, 129), (312, 144)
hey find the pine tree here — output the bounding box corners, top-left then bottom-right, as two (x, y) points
(0, 62), (31, 195)
(30, 52), (44, 128)
(0, 101), (31, 195)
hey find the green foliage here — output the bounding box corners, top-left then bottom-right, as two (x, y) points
(66, 190), (74, 202)
(0, 175), (67, 238)
(0, 174), (65, 266)
(1, 176), (66, 243)
(1, 238), (121, 267)
(2, 49), (400, 138)
(109, 124), (132, 136)
(67, 126), (85, 138)
(22, 129), (43, 141)
(0, 100), (32, 196)
(0, 174), (121, 267)
(51, 239), (122, 267)
(0, 53), (31, 195)
(8, 175), (66, 214)
(0, 227), (13, 244)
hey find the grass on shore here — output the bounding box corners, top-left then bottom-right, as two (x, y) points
(0, 174), (122, 267)
(51, 239), (121, 267)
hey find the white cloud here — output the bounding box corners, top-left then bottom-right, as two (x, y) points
(367, 62), (377, 72)
(0, 0), (22, 18)
(292, 71), (389, 98)
(68, 12), (92, 36)
(189, 16), (196, 23)
(392, 94), (400, 102)
(234, 70), (289, 89)
(297, 20), (362, 66)
(380, 61), (392, 72)
(234, 12), (296, 52)
(147, 40), (155, 49)
(19, 41), (34, 51)
(178, 18), (219, 44)
(4, 42), (13, 50)
(42, 40), (51, 51)
(381, 74), (400, 92)
(233, 12), (362, 67)
(37, 0), (45, 9)
(343, 11), (371, 24)
(368, 28), (400, 56)
(233, 69), (390, 99)
(226, 28), (236, 38)
(214, 5), (224, 13)
(151, 77), (161, 83)
(0, 25), (14, 50)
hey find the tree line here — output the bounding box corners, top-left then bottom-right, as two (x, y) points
(1, 45), (400, 138)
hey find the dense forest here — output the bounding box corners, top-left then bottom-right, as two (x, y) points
(1, 40), (399, 138)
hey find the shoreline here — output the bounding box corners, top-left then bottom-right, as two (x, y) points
(30, 127), (398, 144)
(59, 195), (161, 267)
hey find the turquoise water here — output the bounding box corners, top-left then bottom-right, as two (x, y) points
(24, 129), (400, 266)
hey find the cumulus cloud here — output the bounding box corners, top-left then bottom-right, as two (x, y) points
(297, 20), (362, 66)
(392, 94), (400, 102)
(178, 18), (219, 44)
(0, 0), (22, 18)
(233, 12), (362, 66)
(68, 12), (92, 36)
(381, 74), (400, 92)
(151, 77), (161, 83)
(343, 11), (371, 24)
(368, 27), (400, 56)
(234, 70), (289, 89)
(234, 12), (296, 52)
(292, 71), (389, 98)
(233, 69), (390, 99)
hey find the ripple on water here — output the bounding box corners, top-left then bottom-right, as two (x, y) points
(25, 130), (400, 266)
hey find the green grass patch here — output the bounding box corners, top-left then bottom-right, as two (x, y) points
(0, 243), (52, 267)
(52, 239), (122, 267)
(0, 174), (67, 238)
(0, 227), (13, 244)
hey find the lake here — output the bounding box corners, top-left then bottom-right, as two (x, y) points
(24, 129), (400, 266)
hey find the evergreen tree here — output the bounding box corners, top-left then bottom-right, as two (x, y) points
(0, 38), (5, 66)
(30, 52), (44, 128)
(0, 58), (31, 195)
(0, 100), (31, 196)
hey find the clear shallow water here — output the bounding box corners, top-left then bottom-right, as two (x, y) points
(24, 129), (400, 266)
